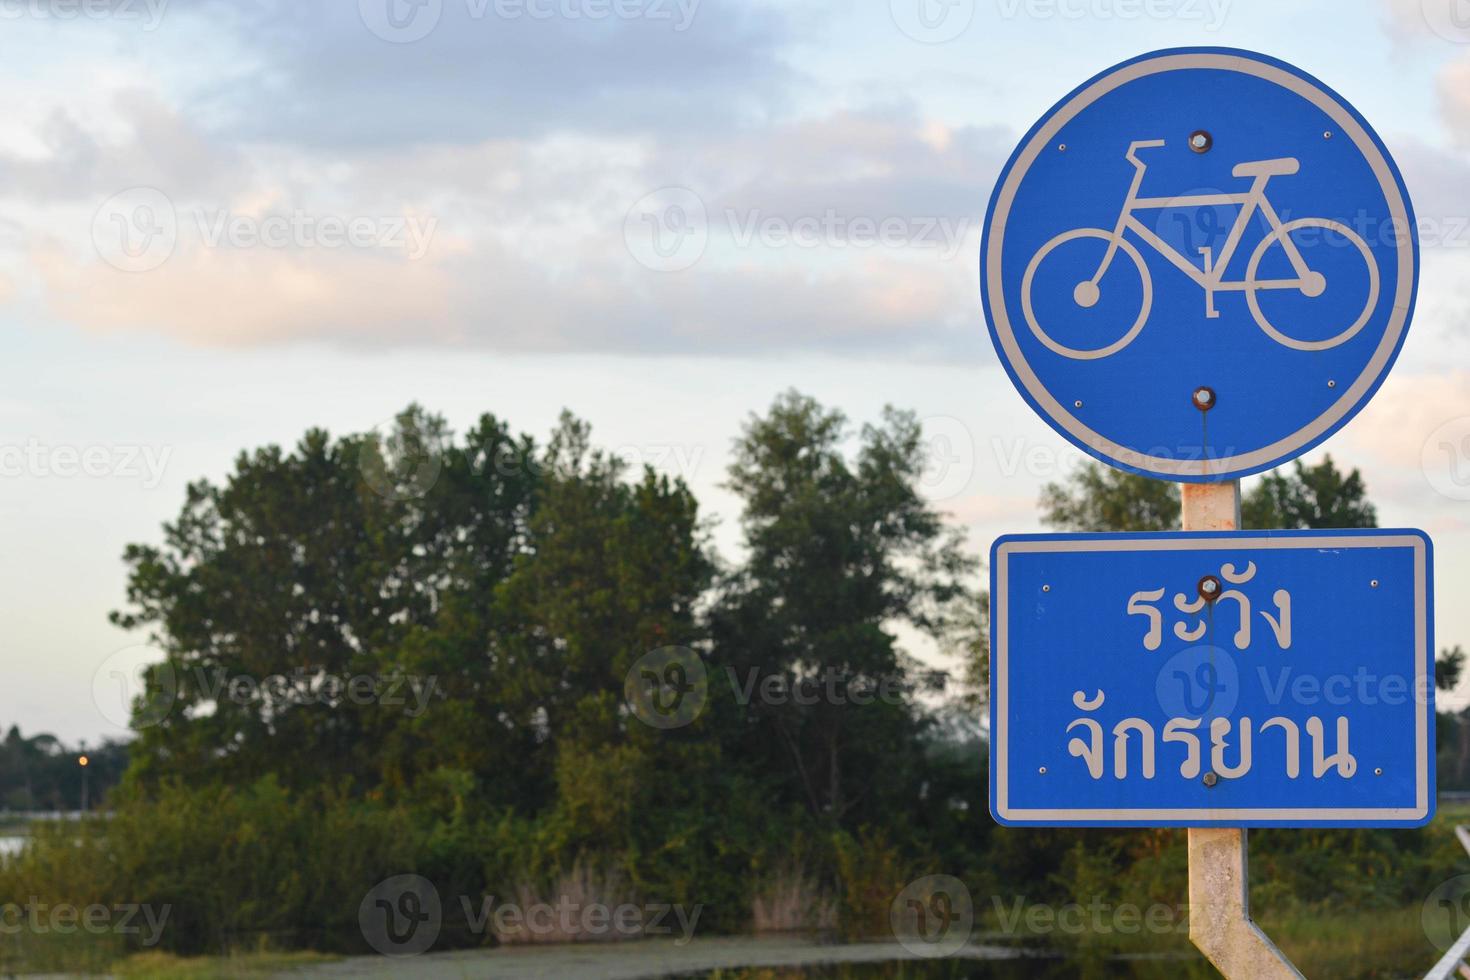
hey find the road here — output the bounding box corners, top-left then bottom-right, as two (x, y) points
(279, 936), (1025, 978)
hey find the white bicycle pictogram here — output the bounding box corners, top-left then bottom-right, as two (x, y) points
(1022, 138), (1381, 360)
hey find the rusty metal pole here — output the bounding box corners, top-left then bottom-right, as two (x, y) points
(1181, 481), (1303, 979)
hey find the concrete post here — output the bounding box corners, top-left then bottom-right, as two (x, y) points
(1182, 481), (1304, 979)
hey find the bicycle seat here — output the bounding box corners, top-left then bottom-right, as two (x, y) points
(1231, 157), (1300, 178)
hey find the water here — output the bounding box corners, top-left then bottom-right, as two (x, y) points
(676, 954), (1217, 979)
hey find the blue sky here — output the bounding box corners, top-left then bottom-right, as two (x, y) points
(3, 0), (1470, 741)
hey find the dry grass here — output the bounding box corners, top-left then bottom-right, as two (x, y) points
(492, 861), (640, 945)
(751, 866), (838, 935)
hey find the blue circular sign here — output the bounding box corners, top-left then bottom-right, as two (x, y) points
(981, 48), (1417, 482)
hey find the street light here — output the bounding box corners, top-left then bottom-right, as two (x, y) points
(77, 751), (89, 814)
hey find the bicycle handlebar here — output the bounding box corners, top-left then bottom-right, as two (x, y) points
(1125, 139), (1167, 170)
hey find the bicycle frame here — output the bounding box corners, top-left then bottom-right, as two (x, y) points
(1089, 140), (1314, 317)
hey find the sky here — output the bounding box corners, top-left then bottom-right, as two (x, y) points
(3, 0), (1470, 743)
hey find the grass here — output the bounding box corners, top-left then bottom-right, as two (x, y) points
(115, 949), (340, 979)
(1261, 905), (1436, 980)
(0, 931), (127, 976)
(0, 815), (31, 835)
(0, 933), (338, 979)
(6, 805), (1469, 978)
(980, 903), (1438, 979)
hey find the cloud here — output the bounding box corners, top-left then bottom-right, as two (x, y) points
(1392, 135), (1470, 228)
(1377, 0), (1470, 46)
(0, 90), (246, 202)
(33, 237), (455, 347)
(1347, 370), (1470, 470)
(16, 100), (1000, 358)
(1360, 137), (1470, 361)
(1337, 369), (1470, 532)
(1438, 55), (1470, 144)
(0, 5), (1013, 360)
(700, 109), (1010, 227)
(33, 222), (983, 357)
(1378, 0), (1430, 39)
(943, 492), (1038, 527)
(192, 0), (801, 148)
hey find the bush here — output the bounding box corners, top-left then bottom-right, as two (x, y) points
(1, 777), (420, 957)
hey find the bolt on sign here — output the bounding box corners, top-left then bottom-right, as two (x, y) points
(981, 48), (1431, 830)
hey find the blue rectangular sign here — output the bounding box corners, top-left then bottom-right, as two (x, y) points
(989, 529), (1433, 827)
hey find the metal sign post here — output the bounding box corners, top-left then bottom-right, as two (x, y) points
(1182, 481), (1302, 979)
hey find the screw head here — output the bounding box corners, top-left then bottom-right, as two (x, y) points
(1202, 772), (1219, 787)
(1039, 766), (1048, 774)
(1042, 584), (1051, 593)
(1189, 130), (1213, 153)
(1374, 767), (1383, 776)
(1192, 386), (1216, 411)
(1198, 575), (1221, 601)
(1370, 579), (1380, 588)
(1327, 379), (1337, 389)
(1058, 143), (1066, 151)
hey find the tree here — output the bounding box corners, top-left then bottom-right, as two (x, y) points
(711, 391), (971, 823)
(1439, 645), (1466, 693)
(108, 404), (720, 832)
(1242, 455), (1376, 529)
(489, 412), (715, 852)
(1040, 462), (1179, 531)
(1041, 456), (1377, 533)
(0, 727), (127, 811)
(116, 407), (476, 790)
(952, 590), (991, 714)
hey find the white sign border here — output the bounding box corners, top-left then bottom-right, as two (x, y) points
(983, 50), (1417, 481)
(991, 531), (1431, 825)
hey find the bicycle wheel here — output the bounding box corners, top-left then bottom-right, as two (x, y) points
(1245, 218), (1380, 352)
(1021, 228), (1152, 360)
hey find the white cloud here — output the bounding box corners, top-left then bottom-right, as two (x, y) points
(195, 0), (801, 147)
(1439, 54), (1470, 144)
(5, 97), (1000, 357)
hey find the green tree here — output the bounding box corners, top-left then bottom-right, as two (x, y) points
(952, 590), (991, 714)
(1242, 455), (1377, 529)
(110, 406), (543, 797)
(491, 414), (718, 868)
(1439, 645), (1466, 693)
(1042, 456), (1377, 533)
(711, 391), (971, 823)
(106, 405), (724, 904)
(1040, 462), (1179, 531)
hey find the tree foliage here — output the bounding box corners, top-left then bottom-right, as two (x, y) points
(1039, 463), (1179, 532)
(1242, 455), (1378, 529)
(713, 392), (972, 821)
(52, 393), (982, 953)
(107, 405), (711, 817)
(1042, 455), (1378, 532)
(0, 727), (125, 811)
(11, 399), (1457, 966)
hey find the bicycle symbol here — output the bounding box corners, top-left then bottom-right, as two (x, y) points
(1022, 138), (1381, 360)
